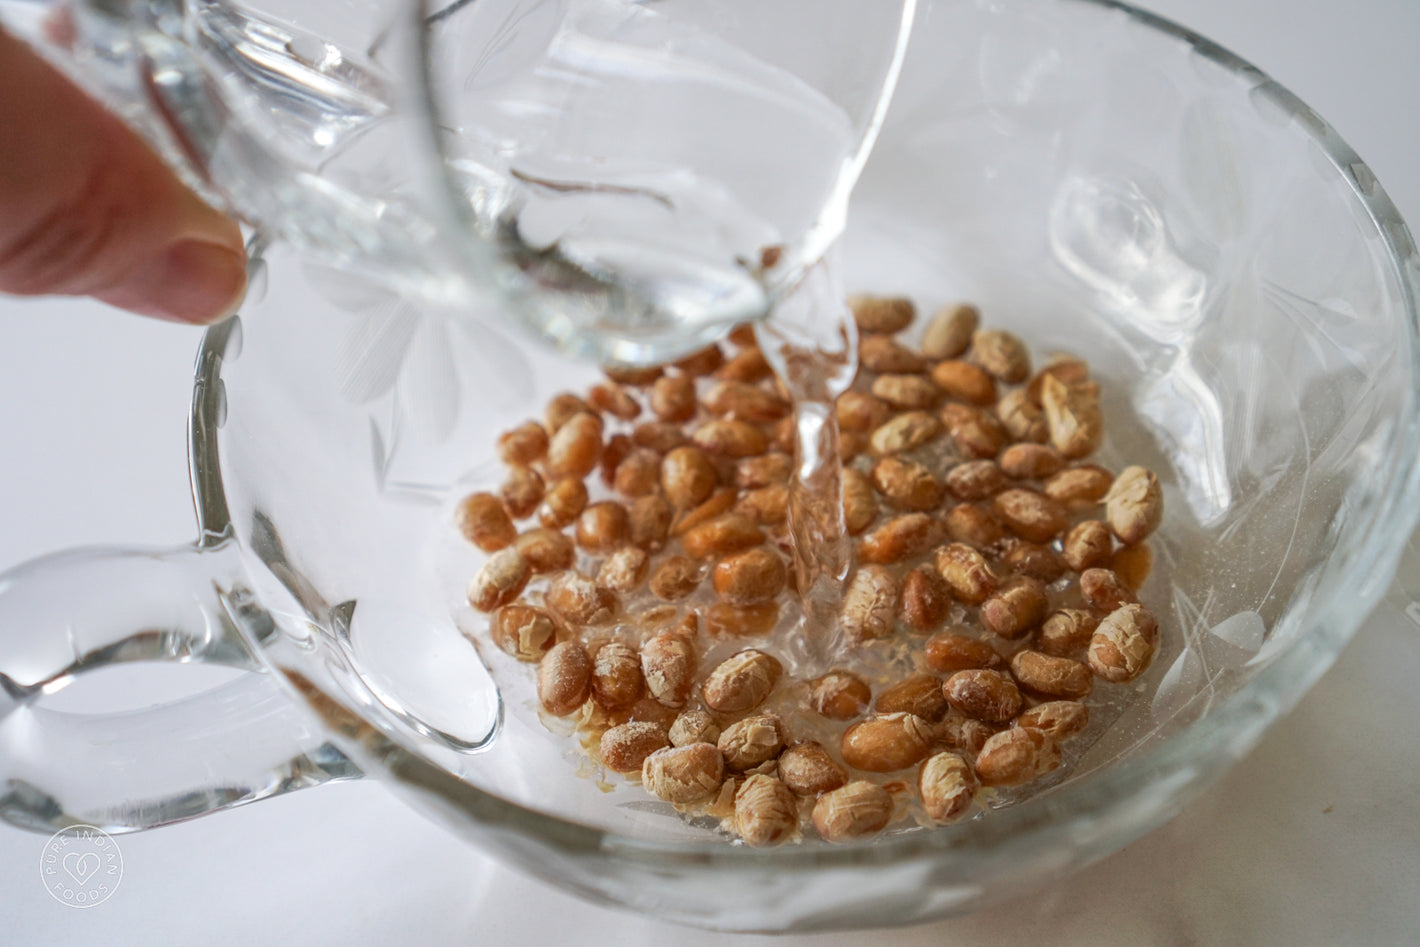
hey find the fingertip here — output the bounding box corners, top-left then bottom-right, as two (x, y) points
(95, 238), (249, 325)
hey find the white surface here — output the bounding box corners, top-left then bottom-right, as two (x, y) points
(3, 0), (1419, 943)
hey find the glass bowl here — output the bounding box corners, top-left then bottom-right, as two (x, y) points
(6, 0), (1417, 933)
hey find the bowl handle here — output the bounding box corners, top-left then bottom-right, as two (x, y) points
(0, 539), (360, 834)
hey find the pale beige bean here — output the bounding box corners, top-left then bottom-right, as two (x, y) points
(841, 566), (901, 643)
(642, 744), (726, 804)
(1063, 520), (1114, 572)
(777, 742), (848, 796)
(537, 477), (589, 529)
(873, 373), (943, 410)
(649, 555), (703, 601)
(875, 673), (950, 722)
(943, 669), (1022, 723)
(918, 752), (977, 822)
(640, 633), (696, 708)
(1009, 650), (1093, 700)
(899, 567), (952, 633)
(924, 633), (1002, 673)
(993, 488), (1069, 543)
(860, 335), (926, 374)
(455, 492), (517, 552)
(717, 714), (786, 771)
(600, 721), (669, 773)
(497, 421), (549, 466)
(869, 411), (943, 454)
(842, 468), (878, 535)
(705, 601), (781, 638)
(850, 294), (915, 333)
(488, 604), (557, 662)
(537, 640), (592, 716)
(515, 528), (576, 573)
(809, 671), (871, 721)
(920, 303), (978, 359)
(500, 465), (546, 519)
(859, 513), (941, 564)
(841, 713), (933, 772)
(1080, 568), (1137, 611)
(975, 728), (1061, 786)
(591, 640), (644, 711)
(597, 547), (649, 592)
(1026, 356), (1091, 407)
(1105, 465), (1163, 545)
(934, 712), (998, 757)
(1036, 609), (1100, 657)
(971, 328), (1031, 383)
(1040, 375), (1103, 458)
(713, 547), (788, 606)
(813, 781), (894, 842)
(930, 360), (996, 405)
(871, 456), (943, 511)
(1088, 603), (1159, 683)
(1016, 701), (1089, 741)
(702, 650), (782, 713)
(997, 388), (1048, 443)
(682, 513), (764, 559)
(944, 460), (1006, 501)
(468, 548), (530, 612)
(940, 402), (1009, 458)
(734, 775), (798, 847)
(668, 709), (720, 747)
(692, 419), (768, 458)
(999, 443), (1065, 480)
(545, 573), (617, 627)
(935, 542), (997, 605)
(980, 577), (1049, 639)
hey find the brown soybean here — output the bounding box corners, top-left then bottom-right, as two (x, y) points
(455, 492), (516, 552)
(943, 669), (1022, 723)
(538, 640), (592, 716)
(841, 713), (933, 772)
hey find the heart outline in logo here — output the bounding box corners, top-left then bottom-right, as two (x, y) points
(63, 852), (100, 885)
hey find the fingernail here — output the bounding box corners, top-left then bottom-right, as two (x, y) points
(98, 239), (249, 325)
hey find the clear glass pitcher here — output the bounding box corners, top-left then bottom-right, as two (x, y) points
(0, 0), (916, 363)
(2, 0), (1420, 933)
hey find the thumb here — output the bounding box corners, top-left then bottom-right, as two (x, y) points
(0, 28), (247, 324)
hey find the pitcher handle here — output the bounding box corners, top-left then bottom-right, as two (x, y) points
(0, 540), (360, 835)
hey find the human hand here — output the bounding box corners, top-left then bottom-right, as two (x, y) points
(0, 26), (246, 324)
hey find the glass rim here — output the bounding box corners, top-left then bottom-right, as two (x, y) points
(191, 0), (1420, 876)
